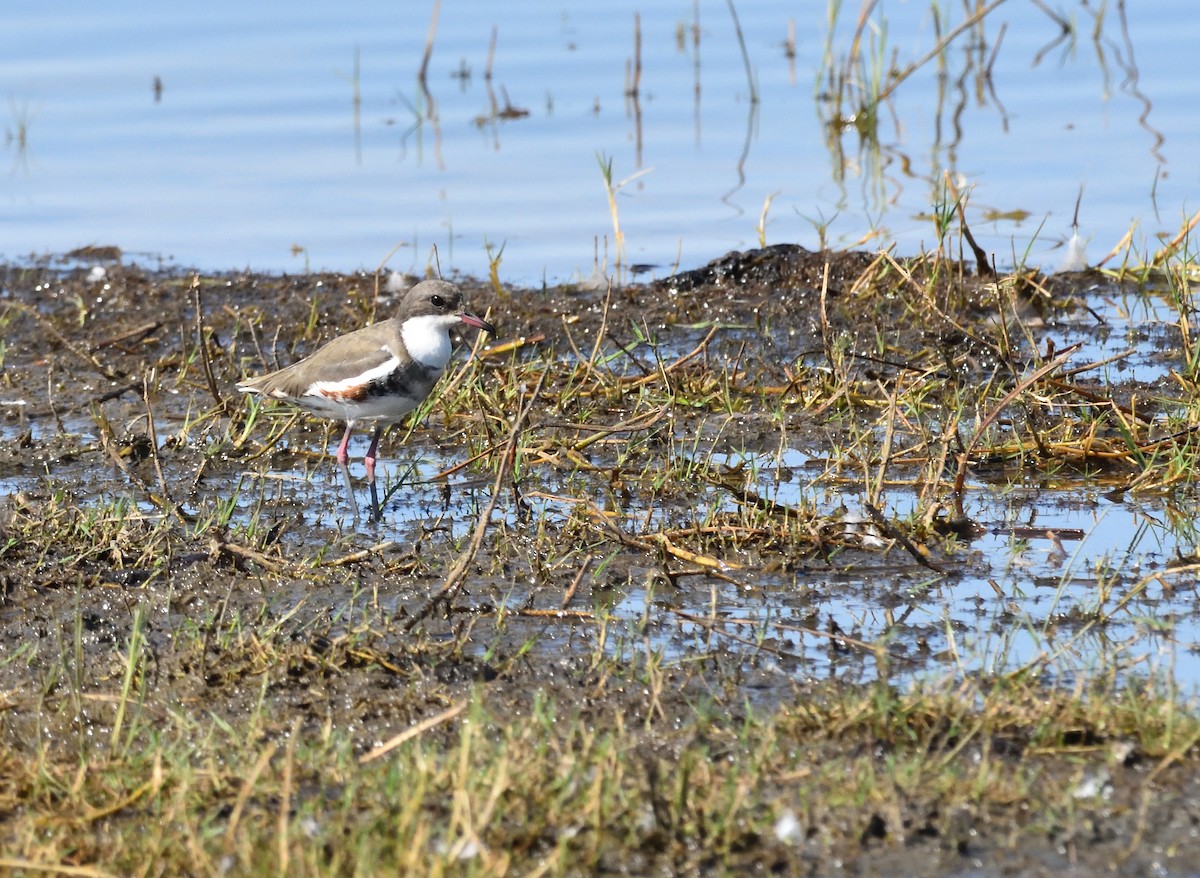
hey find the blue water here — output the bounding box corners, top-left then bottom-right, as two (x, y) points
(2, 1), (1197, 282)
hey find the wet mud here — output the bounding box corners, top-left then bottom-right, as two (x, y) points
(1, 246), (1199, 874)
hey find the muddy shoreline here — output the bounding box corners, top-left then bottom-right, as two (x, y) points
(1, 247), (1199, 875)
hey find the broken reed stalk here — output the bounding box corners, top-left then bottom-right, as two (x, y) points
(192, 275), (224, 409)
(1152, 206), (1200, 267)
(562, 555), (594, 608)
(587, 282), (614, 378)
(143, 371), (170, 504)
(819, 261), (834, 371)
(756, 191), (779, 247)
(944, 171), (994, 276)
(593, 155), (652, 274)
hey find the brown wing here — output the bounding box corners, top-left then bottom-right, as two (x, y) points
(237, 320), (400, 399)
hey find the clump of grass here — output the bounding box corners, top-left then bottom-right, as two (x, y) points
(1, 643), (1197, 874)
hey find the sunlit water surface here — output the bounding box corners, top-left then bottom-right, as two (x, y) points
(3, 1), (1198, 282)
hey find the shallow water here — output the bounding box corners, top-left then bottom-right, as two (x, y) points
(3, 1), (1198, 283)
(201, 318), (1200, 699)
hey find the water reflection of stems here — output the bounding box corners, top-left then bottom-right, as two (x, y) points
(335, 47), (362, 166)
(394, 0), (444, 171)
(723, 0), (758, 104)
(6, 96), (36, 173)
(833, 0), (1006, 122)
(624, 13), (641, 99)
(877, 0), (1006, 105)
(417, 0), (440, 84)
(819, 0), (1008, 225)
(626, 14), (645, 167)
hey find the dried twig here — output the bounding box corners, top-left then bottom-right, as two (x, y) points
(359, 701), (467, 765)
(405, 370), (546, 629)
(1152, 206), (1200, 267)
(863, 502), (948, 574)
(192, 275), (224, 409)
(562, 555), (594, 608)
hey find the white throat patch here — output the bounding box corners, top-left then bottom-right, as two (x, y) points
(401, 314), (456, 369)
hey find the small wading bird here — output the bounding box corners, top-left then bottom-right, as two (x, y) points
(237, 279), (495, 521)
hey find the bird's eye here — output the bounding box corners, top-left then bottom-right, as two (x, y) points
(430, 295), (445, 308)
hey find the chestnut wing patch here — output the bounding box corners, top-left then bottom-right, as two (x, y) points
(305, 349), (402, 402)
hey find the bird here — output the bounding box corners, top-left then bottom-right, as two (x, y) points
(237, 279), (495, 521)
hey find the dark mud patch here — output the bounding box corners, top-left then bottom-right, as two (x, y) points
(2, 249), (1200, 874)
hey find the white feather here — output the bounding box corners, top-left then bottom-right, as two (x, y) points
(305, 351), (402, 397)
(1056, 231), (1088, 273)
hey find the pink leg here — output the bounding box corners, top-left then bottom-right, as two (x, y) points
(335, 421), (359, 520)
(365, 425), (385, 521)
(335, 422), (355, 466)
